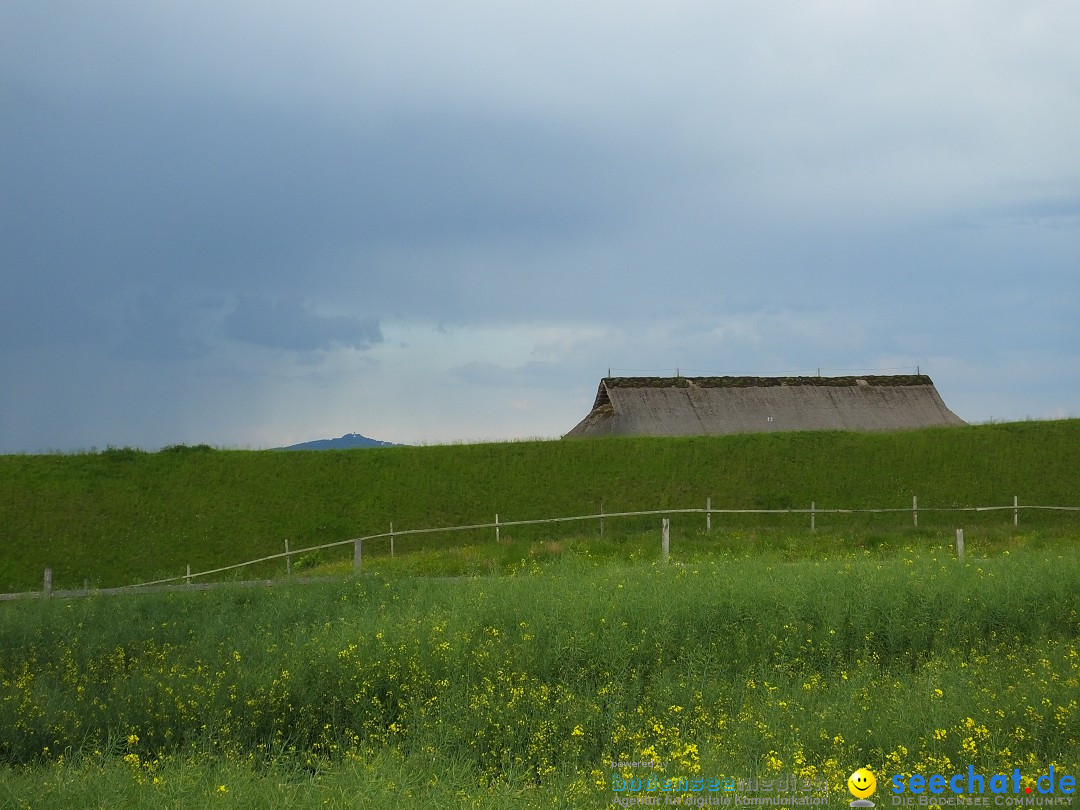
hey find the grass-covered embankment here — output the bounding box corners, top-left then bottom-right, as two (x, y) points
(1, 544), (1078, 807)
(2, 420), (1080, 591)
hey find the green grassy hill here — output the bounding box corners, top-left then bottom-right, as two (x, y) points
(2, 420), (1079, 591)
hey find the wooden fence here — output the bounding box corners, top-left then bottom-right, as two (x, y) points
(5, 496), (1080, 601)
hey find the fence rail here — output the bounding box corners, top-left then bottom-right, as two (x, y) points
(6, 497), (1080, 601)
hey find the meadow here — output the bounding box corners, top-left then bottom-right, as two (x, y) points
(2, 421), (1079, 807)
(1, 536), (1078, 808)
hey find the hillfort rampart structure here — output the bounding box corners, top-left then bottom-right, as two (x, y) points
(565, 375), (965, 438)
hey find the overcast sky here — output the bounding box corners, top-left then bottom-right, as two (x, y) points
(2, 1), (1078, 452)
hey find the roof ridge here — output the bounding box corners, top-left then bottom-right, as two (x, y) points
(602, 375), (934, 388)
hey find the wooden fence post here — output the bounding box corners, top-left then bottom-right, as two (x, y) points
(913, 495), (918, 528)
(600, 502), (605, 537)
(390, 522), (395, 557)
(662, 519), (670, 562)
(185, 564), (192, 586)
(811, 501), (816, 532)
(353, 538), (362, 573)
(955, 528), (965, 562)
(495, 514), (500, 543)
(285, 539), (292, 576)
(706, 497), (711, 533)
(44, 567), (52, 597)
(1013, 495), (1018, 527)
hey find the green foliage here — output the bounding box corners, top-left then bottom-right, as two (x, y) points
(158, 444), (215, 454)
(2, 420), (1080, 591)
(0, 546), (1078, 805)
(4, 421), (1079, 806)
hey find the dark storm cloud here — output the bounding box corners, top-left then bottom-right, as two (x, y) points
(111, 291), (220, 362)
(2, 84), (632, 262)
(2, 0), (1079, 451)
(1, 82), (647, 333)
(222, 295), (382, 352)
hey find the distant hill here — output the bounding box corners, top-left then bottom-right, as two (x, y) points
(277, 433), (401, 450)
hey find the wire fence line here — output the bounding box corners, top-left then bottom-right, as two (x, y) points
(9, 498), (1080, 601)
(98, 499), (1080, 589)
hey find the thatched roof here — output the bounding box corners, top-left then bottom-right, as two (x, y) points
(565, 375), (965, 438)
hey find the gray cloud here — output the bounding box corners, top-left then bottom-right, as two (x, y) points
(1, 1), (1078, 451)
(112, 291), (217, 362)
(222, 295), (382, 352)
(449, 360), (564, 387)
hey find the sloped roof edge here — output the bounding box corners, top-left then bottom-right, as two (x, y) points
(569, 374), (963, 438)
(589, 375), (934, 410)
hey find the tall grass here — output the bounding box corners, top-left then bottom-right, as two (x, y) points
(2, 545), (1078, 804)
(2, 420), (1080, 591)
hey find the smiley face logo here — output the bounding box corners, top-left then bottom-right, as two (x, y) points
(848, 768), (877, 800)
